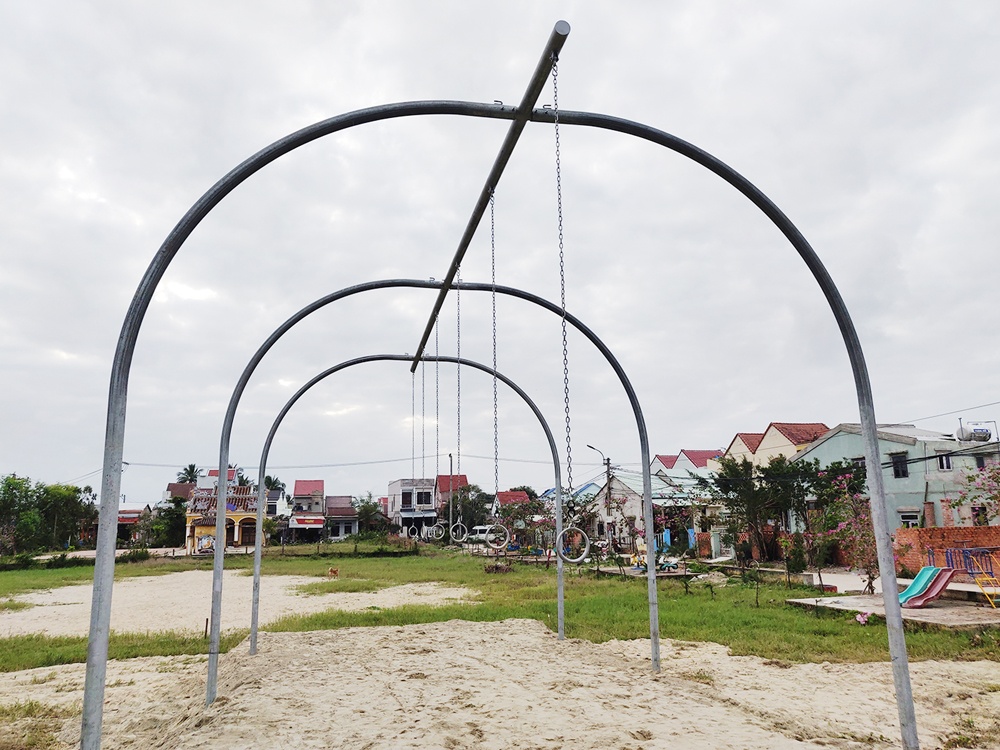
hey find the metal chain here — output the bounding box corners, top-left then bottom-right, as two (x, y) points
(410, 371), (415, 481)
(435, 320), (440, 482)
(491, 189), (499, 499)
(421, 357), (426, 479)
(456, 266), (461, 477)
(553, 56), (573, 494)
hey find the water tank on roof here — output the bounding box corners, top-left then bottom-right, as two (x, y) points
(957, 425), (992, 442)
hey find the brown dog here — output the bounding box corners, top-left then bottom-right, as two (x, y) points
(327, 567), (339, 579)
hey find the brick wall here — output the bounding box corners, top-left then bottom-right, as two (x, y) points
(893, 525), (1000, 574)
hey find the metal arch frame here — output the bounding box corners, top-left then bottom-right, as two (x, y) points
(245, 354), (565, 657)
(82, 21), (917, 749)
(202, 278), (660, 702)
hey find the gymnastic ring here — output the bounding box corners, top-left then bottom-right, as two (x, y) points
(485, 524), (511, 550)
(556, 527), (591, 564)
(406, 525), (419, 538)
(428, 523), (445, 540)
(450, 522), (468, 543)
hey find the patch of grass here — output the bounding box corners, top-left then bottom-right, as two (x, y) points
(0, 700), (76, 750)
(679, 669), (715, 685)
(0, 599), (30, 613)
(0, 631), (246, 674)
(294, 578), (391, 595)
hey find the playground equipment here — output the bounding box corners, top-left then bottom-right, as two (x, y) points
(927, 547), (1000, 608)
(81, 21), (919, 750)
(898, 567), (958, 609)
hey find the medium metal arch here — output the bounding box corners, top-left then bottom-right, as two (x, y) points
(203, 279), (661, 701)
(245, 354), (564, 658)
(85, 77), (914, 749)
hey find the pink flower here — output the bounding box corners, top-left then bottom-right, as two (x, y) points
(855, 611), (871, 626)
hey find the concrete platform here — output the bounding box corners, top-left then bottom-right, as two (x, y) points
(787, 593), (1000, 631)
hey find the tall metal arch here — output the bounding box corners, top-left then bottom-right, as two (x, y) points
(204, 279), (661, 702)
(245, 354), (566, 659)
(83, 21), (917, 749)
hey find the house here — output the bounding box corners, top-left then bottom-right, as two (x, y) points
(591, 469), (720, 549)
(388, 477), (438, 536)
(435, 474), (469, 509)
(288, 480), (326, 540)
(184, 485), (258, 554)
(117, 505), (152, 545)
(792, 423), (998, 531)
(650, 455), (677, 475)
(325, 495), (358, 539)
(163, 483), (195, 502)
(708, 422), (829, 471)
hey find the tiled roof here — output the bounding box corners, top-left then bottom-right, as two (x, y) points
(325, 495), (357, 516)
(165, 482), (195, 500)
(188, 485), (258, 514)
(679, 449), (724, 468)
(293, 479), (325, 496)
(436, 475), (469, 492)
(208, 468), (237, 480)
(736, 433), (764, 452)
(770, 422), (829, 446)
(496, 490), (530, 506)
(653, 455), (678, 469)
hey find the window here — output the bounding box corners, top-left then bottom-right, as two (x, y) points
(416, 491), (432, 506)
(936, 452), (952, 471)
(851, 456), (866, 470)
(898, 511), (920, 529)
(401, 491), (413, 508)
(890, 453), (909, 479)
(976, 455), (987, 470)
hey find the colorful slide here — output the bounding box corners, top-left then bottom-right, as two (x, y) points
(899, 566), (957, 609)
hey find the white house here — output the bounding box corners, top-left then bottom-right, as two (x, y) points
(792, 423), (999, 531)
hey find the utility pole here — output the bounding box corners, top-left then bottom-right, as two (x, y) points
(587, 444), (612, 540)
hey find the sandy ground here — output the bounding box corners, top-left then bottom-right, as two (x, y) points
(2, 572), (1000, 749)
(0, 569), (472, 637)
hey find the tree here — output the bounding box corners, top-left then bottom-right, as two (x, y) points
(954, 462), (1000, 524)
(508, 485), (539, 501)
(354, 492), (390, 534)
(264, 475), (286, 497)
(176, 464), (203, 484)
(145, 497), (187, 548)
(450, 484), (494, 529)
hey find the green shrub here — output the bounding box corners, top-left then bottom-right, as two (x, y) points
(118, 548), (151, 564)
(787, 533), (807, 574)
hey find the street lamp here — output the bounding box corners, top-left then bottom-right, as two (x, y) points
(587, 444), (613, 539)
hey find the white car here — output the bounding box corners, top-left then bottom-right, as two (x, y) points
(465, 525), (491, 543)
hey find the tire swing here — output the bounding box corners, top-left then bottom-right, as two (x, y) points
(550, 60), (589, 566)
(483, 188), (510, 554)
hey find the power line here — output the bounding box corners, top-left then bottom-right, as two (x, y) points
(900, 400), (1000, 424)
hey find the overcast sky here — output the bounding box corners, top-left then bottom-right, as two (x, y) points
(2, 2), (999, 508)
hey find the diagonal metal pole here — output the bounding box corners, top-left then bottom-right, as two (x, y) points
(409, 20), (570, 372)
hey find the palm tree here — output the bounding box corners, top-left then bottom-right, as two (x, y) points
(263, 475), (286, 498)
(176, 464), (202, 484)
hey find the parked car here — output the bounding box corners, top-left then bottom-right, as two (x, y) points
(466, 525), (491, 543)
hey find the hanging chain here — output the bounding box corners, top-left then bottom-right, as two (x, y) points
(491, 189), (500, 500)
(456, 266), (461, 477)
(410, 371), (415, 481)
(421, 357), (426, 479)
(435, 320), (440, 483)
(553, 55), (573, 494)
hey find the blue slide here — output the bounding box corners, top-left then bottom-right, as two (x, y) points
(898, 566), (941, 605)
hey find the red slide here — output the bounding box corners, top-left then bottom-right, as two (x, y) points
(901, 567), (957, 609)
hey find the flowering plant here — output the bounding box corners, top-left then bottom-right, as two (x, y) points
(855, 611), (871, 626)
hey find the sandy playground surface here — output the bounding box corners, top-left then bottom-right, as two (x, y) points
(1, 570), (999, 749)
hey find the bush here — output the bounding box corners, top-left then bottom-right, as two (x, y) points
(118, 548), (151, 564)
(44, 554), (93, 569)
(786, 533), (807, 574)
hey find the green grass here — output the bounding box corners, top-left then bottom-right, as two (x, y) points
(0, 700), (76, 750)
(1, 547), (998, 674)
(0, 631), (247, 674)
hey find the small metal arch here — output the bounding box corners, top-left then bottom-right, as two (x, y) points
(244, 353), (566, 659)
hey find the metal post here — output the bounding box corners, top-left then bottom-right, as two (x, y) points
(449, 453), (453, 542)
